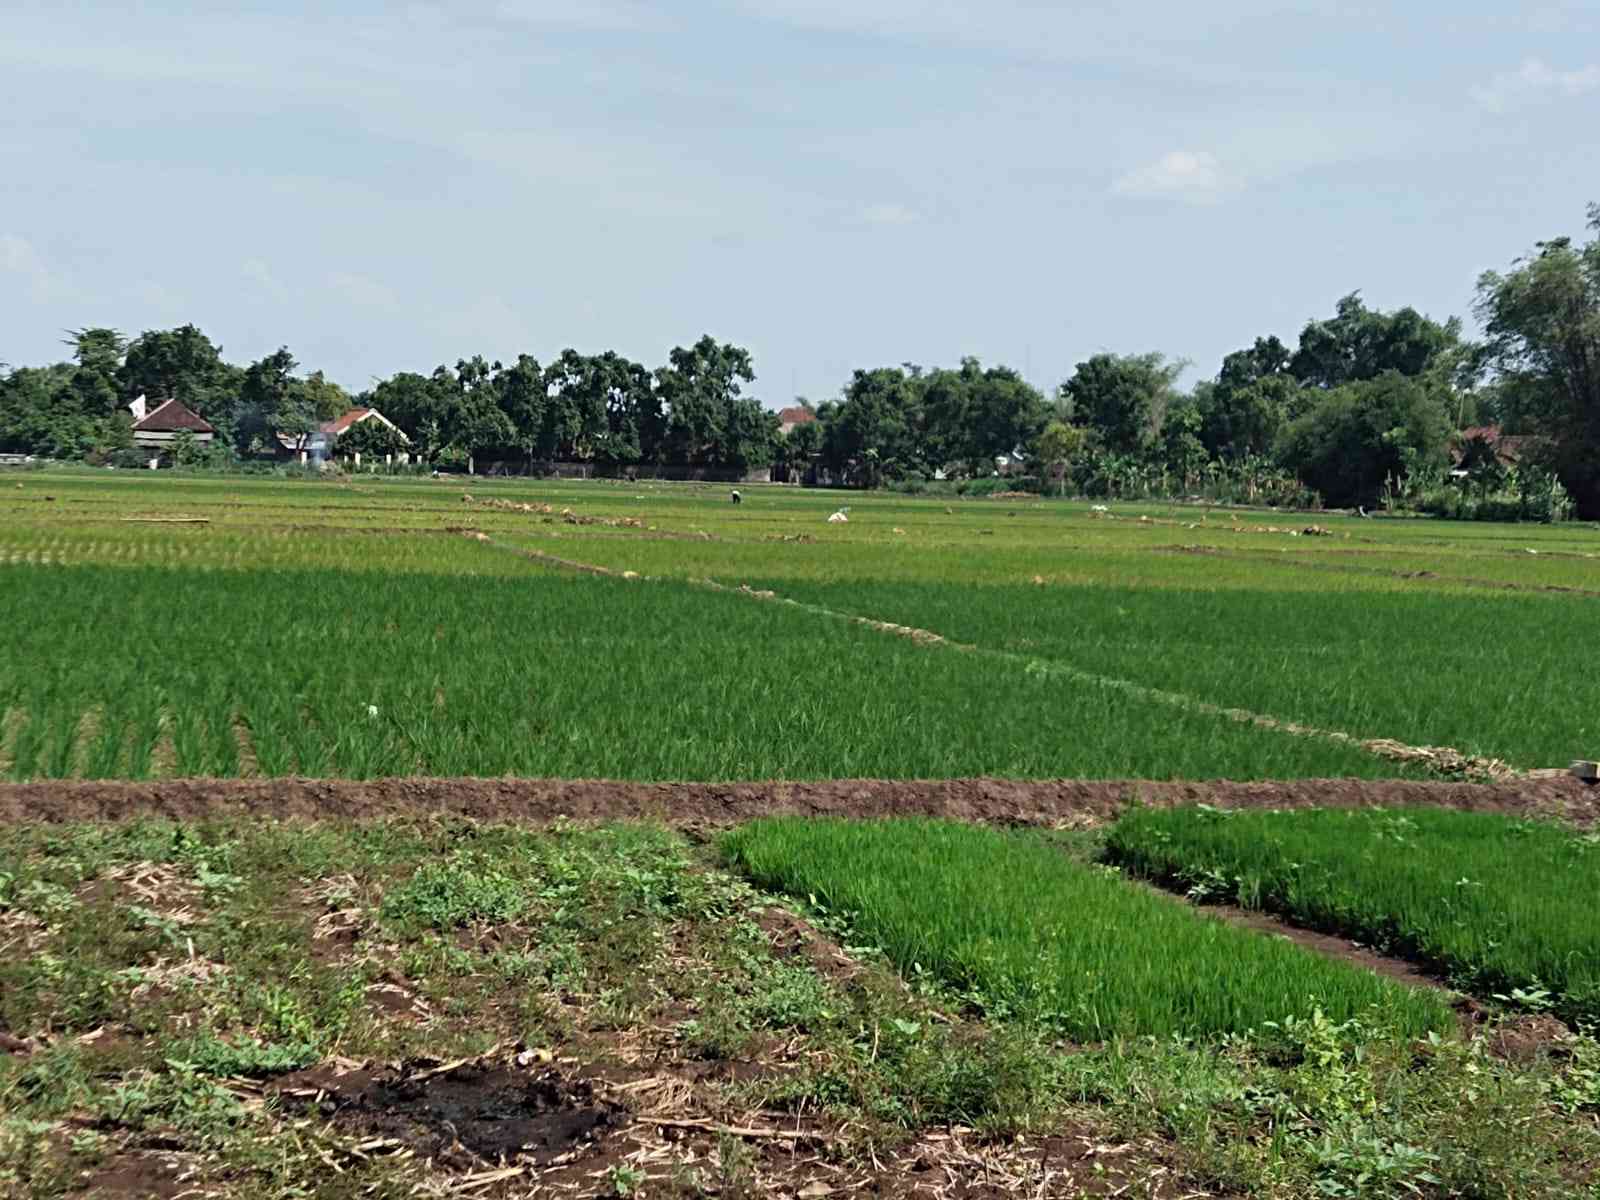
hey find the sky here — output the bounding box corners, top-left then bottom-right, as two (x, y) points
(2, 1), (1596, 406)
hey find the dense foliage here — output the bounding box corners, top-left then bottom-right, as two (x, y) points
(3, 206), (1596, 511)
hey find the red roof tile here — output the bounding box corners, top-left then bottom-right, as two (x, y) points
(321, 408), (375, 435)
(778, 406), (816, 425)
(132, 398), (215, 434)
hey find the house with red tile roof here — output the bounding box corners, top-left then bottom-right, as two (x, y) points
(1451, 425), (1535, 470)
(128, 395), (215, 463)
(278, 407), (410, 464)
(777, 405), (816, 435)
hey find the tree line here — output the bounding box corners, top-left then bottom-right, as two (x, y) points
(3, 204), (1596, 515)
(0, 332), (777, 474)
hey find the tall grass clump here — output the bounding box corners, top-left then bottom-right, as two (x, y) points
(1106, 805), (1600, 1023)
(722, 817), (1451, 1040)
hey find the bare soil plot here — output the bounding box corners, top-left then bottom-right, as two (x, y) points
(2, 773), (1593, 829)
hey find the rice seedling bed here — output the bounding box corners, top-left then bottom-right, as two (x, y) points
(722, 816), (1453, 1039)
(1105, 805), (1600, 1024)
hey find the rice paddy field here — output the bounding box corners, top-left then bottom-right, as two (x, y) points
(5, 467), (1600, 1199)
(2, 469), (1598, 782)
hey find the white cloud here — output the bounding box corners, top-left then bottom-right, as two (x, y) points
(859, 201), (921, 226)
(242, 258), (288, 301)
(0, 234), (69, 301)
(132, 281), (185, 316)
(430, 294), (530, 351)
(492, 0), (669, 31)
(1472, 57), (1600, 113)
(1112, 151), (1235, 203)
(328, 271), (399, 313)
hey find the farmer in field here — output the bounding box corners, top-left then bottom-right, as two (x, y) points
(731, 489), (742, 504)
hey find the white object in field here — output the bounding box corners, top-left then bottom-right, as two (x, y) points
(828, 511), (848, 523)
(1091, 504), (1108, 512)
(367, 704), (380, 719)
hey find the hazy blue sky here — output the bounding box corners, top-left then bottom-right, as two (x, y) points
(3, 1), (1595, 405)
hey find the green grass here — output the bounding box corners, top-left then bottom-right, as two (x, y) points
(3, 469), (1597, 782)
(1105, 805), (1600, 1024)
(3, 814), (1598, 1198)
(750, 579), (1599, 767)
(0, 562), (1411, 781)
(721, 817), (1453, 1039)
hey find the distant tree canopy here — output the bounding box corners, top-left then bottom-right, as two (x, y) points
(336, 415), (407, 459)
(1289, 293), (1461, 389)
(1474, 204), (1600, 517)
(1060, 352), (1184, 456)
(1276, 373), (1453, 508)
(3, 205), (1596, 513)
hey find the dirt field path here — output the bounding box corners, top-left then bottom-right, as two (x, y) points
(2, 773), (1594, 827)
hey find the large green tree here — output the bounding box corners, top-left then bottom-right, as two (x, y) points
(1199, 336), (1304, 460)
(297, 370), (351, 423)
(922, 358), (1048, 474)
(493, 354), (550, 468)
(118, 325), (242, 441)
(590, 351), (663, 465)
(64, 328), (126, 423)
(1060, 352), (1184, 455)
(822, 367), (926, 485)
(655, 336), (772, 468)
(1289, 293), (1460, 389)
(365, 372), (446, 459)
(1033, 419), (1085, 495)
(541, 350), (654, 463)
(237, 348), (309, 454)
(1474, 204), (1600, 517)
(1275, 372), (1452, 507)
(0, 363), (78, 455)
(435, 357), (514, 472)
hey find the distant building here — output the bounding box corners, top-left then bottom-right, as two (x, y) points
(778, 406), (817, 436)
(1451, 425), (1532, 470)
(995, 445), (1029, 475)
(278, 407), (411, 465)
(129, 395), (215, 462)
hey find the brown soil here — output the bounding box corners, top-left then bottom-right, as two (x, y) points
(878, 1128), (1197, 1199)
(1482, 1013), (1574, 1063)
(755, 906), (863, 985)
(78, 1153), (186, 1199)
(1195, 901), (1452, 993)
(3, 774), (1594, 830)
(269, 1053), (1189, 1198)
(275, 1059), (628, 1166)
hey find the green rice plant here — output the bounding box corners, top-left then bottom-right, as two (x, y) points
(0, 563), (1406, 781)
(6, 472), (1595, 781)
(759, 579), (1599, 767)
(1105, 805), (1600, 1023)
(722, 817), (1452, 1039)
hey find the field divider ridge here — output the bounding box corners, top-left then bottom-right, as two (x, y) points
(698, 579), (1525, 782)
(464, 528), (1533, 783)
